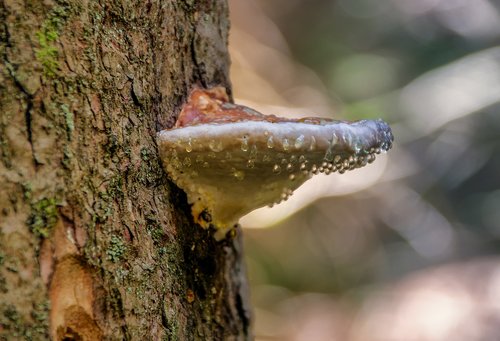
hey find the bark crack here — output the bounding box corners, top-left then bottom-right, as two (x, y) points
(190, 34), (206, 87)
(25, 99), (36, 158)
(2, 20), (39, 166)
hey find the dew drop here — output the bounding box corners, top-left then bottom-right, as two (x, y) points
(286, 163), (294, 172)
(209, 139), (223, 152)
(334, 155), (341, 163)
(324, 148), (334, 162)
(353, 139), (361, 154)
(183, 157), (191, 167)
(309, 136), (316, 151)
(272, 164), (281, 174)
(232, 168), (245, 181)
(295, 134), (305, 149)
(241, 136), (249, 152)
(344, 132), (353, 148)
(359, 157), (368, 167)
(171, 157), (181, 169)
(330, 133), (338, 146)
(282, 138), (290, 151)
(185, 138), (193, 153)
(247, 159), (255, 168)
(267, 136), (274, 149)
(203, 162), (209, 168)
(263, 154), (271, 162)
(289, 174), (295, 181)
(250, 145), (258, 158)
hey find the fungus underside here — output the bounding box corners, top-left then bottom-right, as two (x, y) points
(157, 87), (394, 239)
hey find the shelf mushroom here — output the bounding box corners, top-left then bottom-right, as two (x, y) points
(157, 87), (393, 239)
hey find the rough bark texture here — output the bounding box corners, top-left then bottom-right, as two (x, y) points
(0, 0), (251, 340)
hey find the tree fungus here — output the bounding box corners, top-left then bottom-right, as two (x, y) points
(157, 87), (393, 239)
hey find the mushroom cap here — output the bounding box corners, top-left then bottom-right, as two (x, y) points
(157, 87), (393, 238)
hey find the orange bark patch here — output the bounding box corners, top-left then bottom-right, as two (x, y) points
(49, 256), (102, 340)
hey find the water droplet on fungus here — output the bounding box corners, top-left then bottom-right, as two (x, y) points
(185, 138), (193, 152)
(282, 138), (290, 151)
(157, 87), (394, 239)
(241, 136), (249, 152)
(232, 169), (245, 181)
(295, 134), (305, 149)
(267, 136), (274, 149)
(209, 139), (223, 152)
(309, 136), (316, 151)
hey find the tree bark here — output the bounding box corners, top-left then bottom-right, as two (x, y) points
(0, 1), (251, 340)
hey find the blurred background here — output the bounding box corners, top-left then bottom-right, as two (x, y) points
(227, 0), (500, 340)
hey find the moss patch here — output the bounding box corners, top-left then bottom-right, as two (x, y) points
(62, 146), (73, 169)
(35, 5), (69, 77)
(22, 182), (33, 201)
(107, 235), (126, 263)
(28, 198), (58, 238)
(61, 104), (74, 139)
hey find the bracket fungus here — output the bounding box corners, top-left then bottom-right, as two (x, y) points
(157, 87), (393, 239)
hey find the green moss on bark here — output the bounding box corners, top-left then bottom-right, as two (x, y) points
(107, 235), (127, 263)
(27, 198), (58, 238)
(35, 5), (69, 77)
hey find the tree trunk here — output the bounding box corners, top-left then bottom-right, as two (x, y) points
(0, 1), (251, 340)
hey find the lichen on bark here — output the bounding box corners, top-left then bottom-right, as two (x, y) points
(1, 0), (251, 340)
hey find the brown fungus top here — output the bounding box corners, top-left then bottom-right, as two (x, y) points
(175, 87), (329, 127)
(158, 87), (394, 240)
